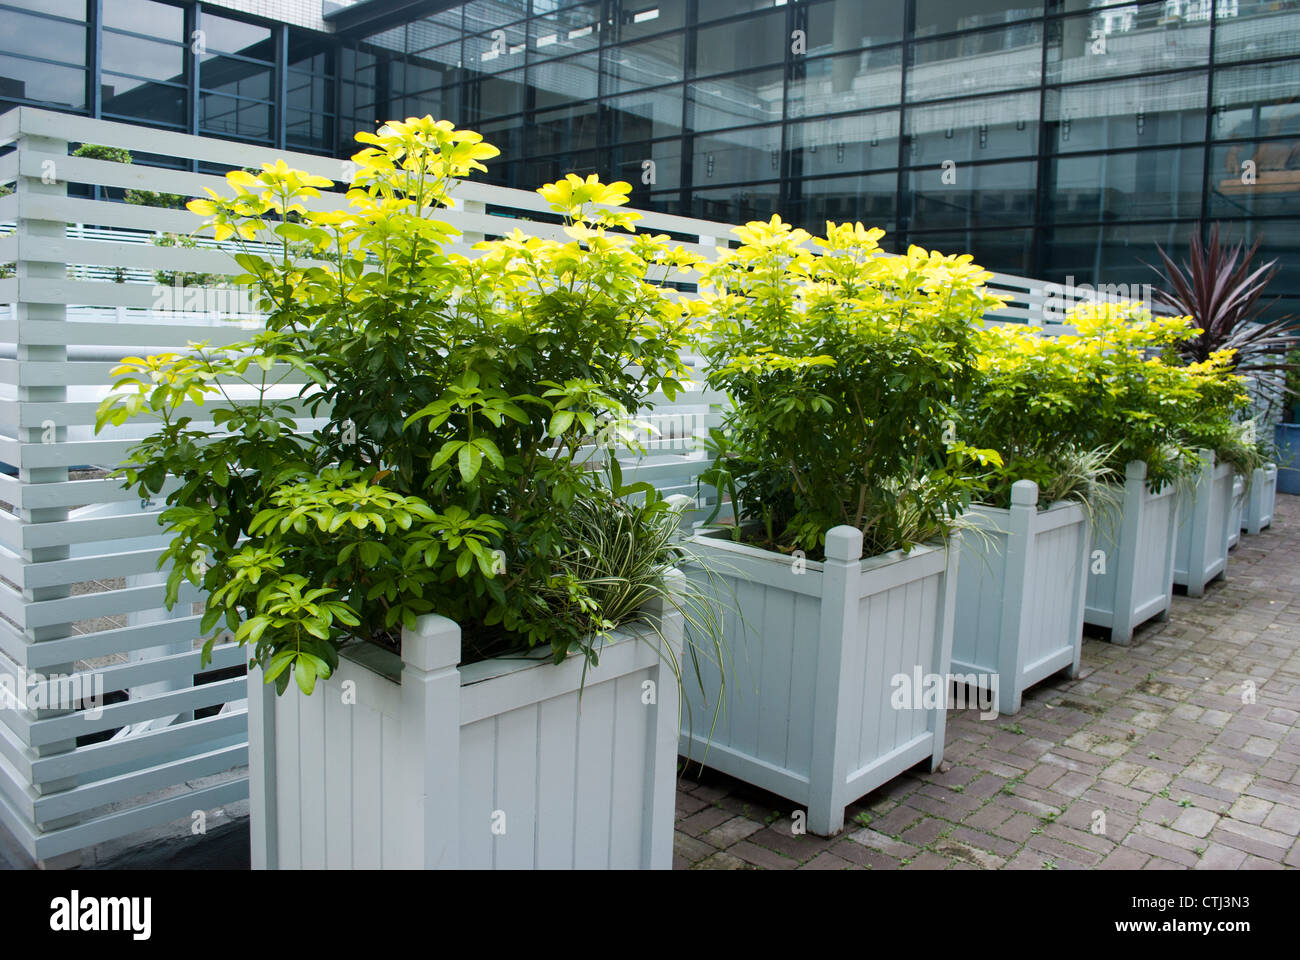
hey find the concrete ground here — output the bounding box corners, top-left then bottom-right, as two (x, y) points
(675, 494), (1300, 870)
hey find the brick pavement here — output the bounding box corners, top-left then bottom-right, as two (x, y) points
(674, 493), (1300, 870)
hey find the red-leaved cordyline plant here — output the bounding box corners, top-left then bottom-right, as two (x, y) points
(1149, 224), (1298, 411)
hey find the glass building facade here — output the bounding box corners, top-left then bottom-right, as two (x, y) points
(2, 0), (1298, 314)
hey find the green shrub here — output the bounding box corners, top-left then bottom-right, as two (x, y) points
(97, 117), (715, 695)
(695, 219), (1005, 558)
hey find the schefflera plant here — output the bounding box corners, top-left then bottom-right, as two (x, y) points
(694, 217), (1006, 558)
(96, 116), (703, 695)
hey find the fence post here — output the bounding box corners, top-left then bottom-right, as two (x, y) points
(13, 117), (80, 867)
(246, 667), (278, 870)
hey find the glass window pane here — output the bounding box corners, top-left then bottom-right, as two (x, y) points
(530, 52), (599, 109)
(805, 0), (905, 54)
(693, 124), (783, 186)
(787, 171), (900, 235)
(1045, 73), (1208, 153)
(695, 9), (787, 76)
(1046, 147), (1204, 223)
(532, 103), (600, 154)
(103, 0), (181, 38)
(399, 83), (460, 123)
(466, 68), (526, 123)
(906, 227), (1034, 276)
(286, 108), (335, 152)
(1214, 0), (1300, 63)
(691, 184), (781, 223)
(688, 67), (784, 131)
(464, 22), (528, 74)
(524, 148), (600, 185)
(34, 0), (85, 19)
(102, 72), (185, 124)
(0, 11), (85, 66)
(603, 33), (685, 93)
(1210, 142), (1300, 220)
(697, 0), (783, 24)
(1040, 220), (1194, 291)
(0, 55), (85, 107)
(533, 2), (602, 57)
(604, 86), (684, 142)
(200, 12), (273, 62)
(906, 92), (1039, 165)
(406, 12), (464, 54)
(464, 1), (529, 35)
(906, 159), (1037, 229)
(200, 58), (271, 100)
(200, 93), (271, 140)
(789, 48), (902, 119)
(907, 21), (1042, 101)
(1046, 6), (1208, 84)
(617, 0), (686, 40)
(1213, 61), (1300, 142)
(103, 32), (184, 83)
(289, 30), (336, 73)
(914, 0), (1044, 37)
(608, 138), (683, 195)
(788, 113), (901, 177)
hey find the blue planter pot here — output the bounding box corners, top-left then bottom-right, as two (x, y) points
(1276, 423), (1300, 495)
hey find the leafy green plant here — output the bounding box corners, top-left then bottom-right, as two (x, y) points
(96, 116), (710, 695)
(693, 219), (1006, 558)
(72, 143), (190, 208)
(151, 232), (218, 288)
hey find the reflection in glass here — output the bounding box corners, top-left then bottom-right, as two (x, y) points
(692, 184), (781, 223)
(695, 9), (788, 76)
(103, 73), (185, 125)
(609, 138), (683, 198)
(907, 22), (1043, 101)
(906, 160), (1037, 229)
(1047, 6), (1208, 84)
(1040, 220), (1194, 291)
(1212, 61), (1300, 141)
(906, 91), (1038, 164)
(1210, 142), (1300, 220)
(466, 68), (526, 123)
(0, 10), (86, 65)
(464, 21), (528, 74)
(200, 12), (273, 62)
(200, 93), (271, 141)
(103, 0), (182, 38)
(914, 0), (1044, 38)
(804, 0), (904, 54)
(1214, 0), (1300, 64)
(787, 112), (901, 177)
(530, 52), (599, 110)
(103, 33), (185, 84)
(787, 171), (899, 235)
(689, 68), (784, 132)
(532, 2), (602, 57)
(603, 33), (685, 93)
(1046, 147), (1205, 223)
(906, 228), (1034, 276)
(692, 125), (783, 186)
(604, 87), (684, 142)
(788, 48), (903, 119)
(531, 103), (600, 155)
(1045, 73), (1208, 152)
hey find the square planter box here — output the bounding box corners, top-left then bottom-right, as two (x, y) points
(680, 525), (957, 837)
(1173, 450), (1234, 597)
(1276, 423), (1300, 496)
(953, 480), (1089, 717)
(1084, 461), (1181, 645)
(248, 594), (683, 869)
(1228, 474), (1244, 550)
(1244, 464), (1277, 535)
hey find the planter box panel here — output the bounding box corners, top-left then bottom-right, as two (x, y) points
(1277, 425), (1300, 495)
(1174, 455), (1234, 597)
(1245, 465), (1277, 534)
(1084, 462), (1180, 644)
(251, 610), (680, 870)
(682, 530), (953, 835)
(954, 487), (1088, 715)
(1229, 476), (1244, 549)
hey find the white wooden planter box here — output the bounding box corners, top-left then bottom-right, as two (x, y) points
(680, 525), (957, 837)
(247, 596), (683, 869)
(1174, 451), (1234, 597)
(953, 481), (1089, 716)
(1084, 461), (1181, 645)
(1228, 475), (1244, 550)
(1244, 464), (1277, 535)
